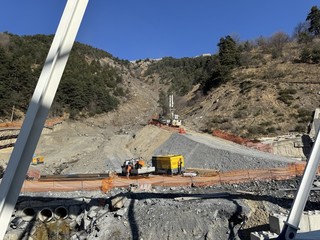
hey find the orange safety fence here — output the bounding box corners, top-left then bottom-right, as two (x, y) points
(212, 129), (273, 153)
(43, 118), (64, 128)
(107, 175), (191, 188)
(212, 129), (252, 145)
(0, 121), (23, 129)
(106, 163), (311, 191)
(149, 175), (191, 187)
(22, 179), (102, 192)
(158, 124), (184, 133)
(21, 162), (318, 193)
(0, 117), (64, 130)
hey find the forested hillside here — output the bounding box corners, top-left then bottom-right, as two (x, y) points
(0, 33), (128, 119)
(2, 5), (320, 138)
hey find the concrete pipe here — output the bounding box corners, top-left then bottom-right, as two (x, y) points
(21, 207), (36, 222)
(38, 208), (53, 222)
(54, 206), (68, 220)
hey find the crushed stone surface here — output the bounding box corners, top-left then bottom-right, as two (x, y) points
(154, 132), (296, 171)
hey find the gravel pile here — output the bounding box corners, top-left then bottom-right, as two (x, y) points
(154, 133), (297, 172)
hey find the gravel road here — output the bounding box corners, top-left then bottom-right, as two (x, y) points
(154, 132), (297, 172)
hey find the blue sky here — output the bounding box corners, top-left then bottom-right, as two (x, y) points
(0, 0), (319, 60)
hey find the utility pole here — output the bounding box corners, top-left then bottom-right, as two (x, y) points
(0, 1), (89, 239)
(10, 105), (14, 122)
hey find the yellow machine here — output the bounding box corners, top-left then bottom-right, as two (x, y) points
(152, 155), (185, 174)
(31, 156), (44, 165)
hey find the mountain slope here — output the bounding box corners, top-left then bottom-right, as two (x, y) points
(1, 32), (320, 139)
(141, 41), (320, 138)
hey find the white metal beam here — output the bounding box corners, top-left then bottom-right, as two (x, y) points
(0, 0), (89, 238)
(277, 131), (320, 239)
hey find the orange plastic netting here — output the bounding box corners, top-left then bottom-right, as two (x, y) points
(21, 163), (312, 193)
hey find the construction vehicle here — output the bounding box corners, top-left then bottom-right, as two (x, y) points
(152, 154), (185, 174)
(31, 155), (44, 165)
(170, 114), (182, 127)
(121, 155), (185, 176)
(149, 95), (182, 127)
(121, 157), (155, 176)
(168, 94), (182, 127)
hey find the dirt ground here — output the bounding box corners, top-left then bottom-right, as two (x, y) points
(1, 117), (306, 240)
(0, 69), (315, 240)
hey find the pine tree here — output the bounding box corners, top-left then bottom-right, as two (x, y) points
(306, 6), (320, 36)
(218, 36), (240, 67)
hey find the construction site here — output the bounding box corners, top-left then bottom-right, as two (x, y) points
(1, 44), (320, 239)
(0, 106), (319, 240)
(2, 1), (320, 240)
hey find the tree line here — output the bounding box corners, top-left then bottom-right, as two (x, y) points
(1, 5), (320, 121)
(0, 33), (127, 120)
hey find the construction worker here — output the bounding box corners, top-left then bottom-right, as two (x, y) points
(178, 159), (182, 174)
(126, 164), (132, 179)
(135, 159), (142, 169)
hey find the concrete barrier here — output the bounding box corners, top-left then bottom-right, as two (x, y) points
(269, 211), (320, 234)
(250, 231), (278, 240)
(307, 210), (320, 231)
(269, 213), (286, 234)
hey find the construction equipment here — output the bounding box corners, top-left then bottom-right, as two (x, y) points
(152, 154), (185, 174)
(121, 158), (155, 176)
(149, 95), (182, 127)
(31, 155), (44, 165)
(170, 114), (182, 127)
(169, 94), (182, 127)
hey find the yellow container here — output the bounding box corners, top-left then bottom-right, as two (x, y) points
(32, 156), (44, 165)
(152, 155), (185, 174)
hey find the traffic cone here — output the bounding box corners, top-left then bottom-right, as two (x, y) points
(179, 127), (186, 134)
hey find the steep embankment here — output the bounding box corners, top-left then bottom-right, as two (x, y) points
(154, 131), (296, 172)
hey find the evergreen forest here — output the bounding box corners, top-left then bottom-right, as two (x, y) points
(0, 33), (127, 119)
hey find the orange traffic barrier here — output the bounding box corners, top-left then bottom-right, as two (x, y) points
(101, 178), (113, 192)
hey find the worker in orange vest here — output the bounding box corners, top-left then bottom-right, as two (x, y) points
(126, 164), (132, 179)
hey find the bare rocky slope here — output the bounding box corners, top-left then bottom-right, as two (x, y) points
(142, 43), (320, 138)
(3, 42), (320, 239)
